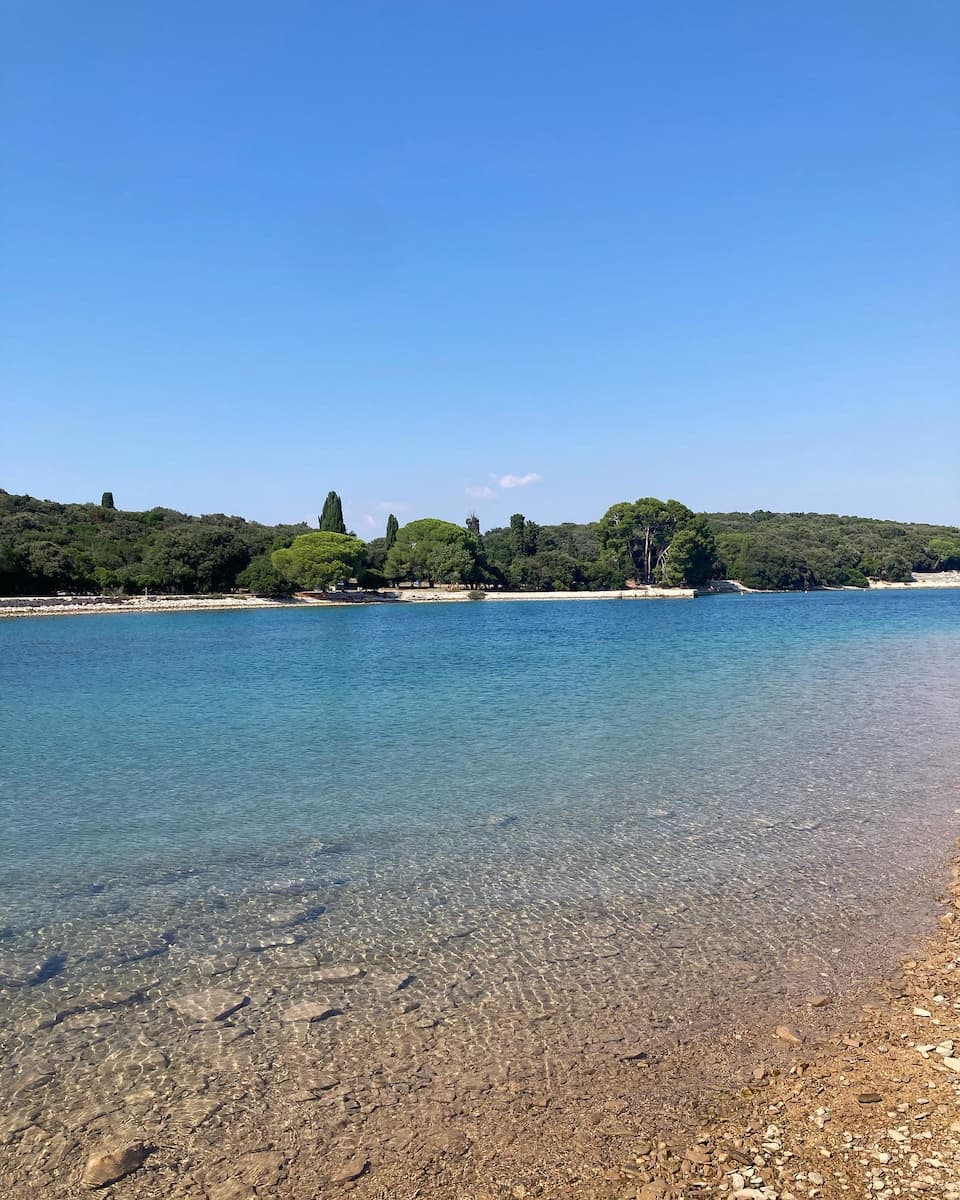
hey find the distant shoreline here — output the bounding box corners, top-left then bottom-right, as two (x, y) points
(1, 573), (959, 620)
(0, 588), (695, 619)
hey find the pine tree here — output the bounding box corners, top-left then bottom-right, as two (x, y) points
(101, 492), (115, 509)
(385, 513), (399, 550)
(318, 491), (346, 534)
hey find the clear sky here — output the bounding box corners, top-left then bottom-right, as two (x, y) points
(2, 2), (957, 533)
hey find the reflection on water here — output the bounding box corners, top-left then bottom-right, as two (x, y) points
(1, 592), (959, 1195)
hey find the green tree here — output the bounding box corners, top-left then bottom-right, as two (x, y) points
(272, 531), (365, 591)
(142, 527), (249, 593)
(928, 536), (960, 570)
(385, 513), (399, 551)
(237, 554), (294, 597)
(598, 497), (696, 583)
(660, 517), (719, 586)
(384, 518), (482, 585)
(24, 541), (78, 592)
(319, 491), (347, 534)
(731, 544), (815, 591)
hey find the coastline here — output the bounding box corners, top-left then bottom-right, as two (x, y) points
(1, 571), (959, 620)
(629, 845), (960, 1200)
(349, 843), (960, 1200)
(391, 586), (697, 602)
(869, 570), (960, 589)
(0, 588), (698, 619)
(0, 595), (330, 620)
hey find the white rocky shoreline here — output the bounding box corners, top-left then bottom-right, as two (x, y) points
(0, 571), (957, 620)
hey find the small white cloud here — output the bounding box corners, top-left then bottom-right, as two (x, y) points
(465, 485), (497, 500)
(498, 472), (542, 489)
(363, 514), (377, 527)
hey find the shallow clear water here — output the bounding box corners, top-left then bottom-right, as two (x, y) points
(3, 591), (959, 909)
(1, 591), (959, 1192)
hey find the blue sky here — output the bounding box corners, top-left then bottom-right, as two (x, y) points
(2, 1), (957, 532)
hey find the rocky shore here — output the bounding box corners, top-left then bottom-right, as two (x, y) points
(870, 571), (960, 590)
(2, 574), (958, 619)
(0, 587), (698, 619)
(0, 595), (308, 619)
(1, 838), (958, 1200)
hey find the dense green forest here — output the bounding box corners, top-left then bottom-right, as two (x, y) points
(1, 487), (958, 596)
(0, 490), (310, 596)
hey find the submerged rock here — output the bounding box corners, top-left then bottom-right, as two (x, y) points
(0, 1109), (40, 1145)
(281, 1001), (343, 1023)
(168, 989), (249, 1022)
(312, 964), (363, 984)
(81, 1141), (145, 1188)
(266, 903), (325, 927)
(235, 1150), (286, 1188)
(376, 971), (415, 992)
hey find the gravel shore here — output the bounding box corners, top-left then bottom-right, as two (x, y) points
(559, 846), (960, 1200)
(4, 847), (958, 1199)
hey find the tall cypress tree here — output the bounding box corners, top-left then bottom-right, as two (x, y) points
(509, 513), (526, 555)
(385, 513), (399, 550)
(318, 491), (346, 534)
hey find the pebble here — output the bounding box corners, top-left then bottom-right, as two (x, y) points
(774, 1024), (803, 1045)
(329, 1154), (368, 1183)
(206, 1183), (256, 1200)
(435, 1129), (471, 1157)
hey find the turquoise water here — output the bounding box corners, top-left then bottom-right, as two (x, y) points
(1, 590), (959, 1188)
(3, 590), (958, 890)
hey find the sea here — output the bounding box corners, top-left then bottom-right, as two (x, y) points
(1, 589), (959, 1192)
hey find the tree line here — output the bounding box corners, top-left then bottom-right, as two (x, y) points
(1, 486), (958, 597)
